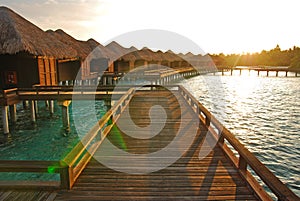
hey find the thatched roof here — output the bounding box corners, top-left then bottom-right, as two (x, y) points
(86, 38), (100, 49)
(177, 53), (185, 58)
(163, 50), (183, 62)
(87, 38), (118, 59)
(92, 42), (117, 59)
(0, 6), (77, 58)
(106, 41), (142, 61)
(128, 46), (138, 52)
(106, 41), (128, 56)
(137, 47), (158, 61)
(105, 41), (137, 61)
(152, 50), (166, 61)
(46, 29), (91, 58)
(46, 29), (116, 60)
(118, 47), (184, 62)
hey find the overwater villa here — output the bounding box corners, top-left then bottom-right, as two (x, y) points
(0, 7), (78, 89)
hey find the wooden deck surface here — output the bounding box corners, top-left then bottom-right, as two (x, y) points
(0, 190), (57, 201)
(55, 90), (258, 200)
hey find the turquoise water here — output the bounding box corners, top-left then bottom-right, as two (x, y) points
(181, 71), (300, 197)
(0, 100), (107, 181)
(0, 102), (77, 161)
(0, 101), (107, 160)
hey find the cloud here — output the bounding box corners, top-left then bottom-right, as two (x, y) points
(2, 0), (107, 40)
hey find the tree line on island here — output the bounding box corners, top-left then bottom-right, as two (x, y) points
(209, 45), (300, 69)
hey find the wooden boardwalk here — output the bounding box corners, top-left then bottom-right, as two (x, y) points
(1, 87), (299, 200)
(55, 90), (258, 200)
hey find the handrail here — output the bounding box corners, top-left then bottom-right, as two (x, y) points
(3, 88), (18, 98)
(61, 87), (136, 189)
(12, 86), (129, 98)
(178, 85), (299, 201)
(0, 160), (70, 189)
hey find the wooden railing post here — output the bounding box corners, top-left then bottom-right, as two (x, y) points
(59, 161), (73, 189)
(205, 116), (211, 127)
(218, 135), (224, 145)
(238, 156), (247, 173)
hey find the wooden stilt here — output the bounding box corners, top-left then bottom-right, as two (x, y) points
(34, 100), (38, 115)
(23, 101), (29, 109)
(45, 100), (49, 108)
(104, 99), (111, 110)
(103, 77), (107, 86)
(2, 106), (9, 134)
(108, 77), (112, 85)
(30, 101), (36, 123)
(62, 106), (70, 131)
(49, 100), (54, 115)
(9, 104), (17, 123)
(58, 100), (71, 132)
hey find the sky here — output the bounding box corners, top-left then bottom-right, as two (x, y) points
(1, 0), (300, 54)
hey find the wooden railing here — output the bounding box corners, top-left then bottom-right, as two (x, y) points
(0, 86), (132, 104)
(2, 88), (18, 97)
(1, 88), (19, 105)
(61, 87), (135, 189)
(0, 160), (70, 189)
(2, 85), (138, 98)
(178, 85), (299, 201)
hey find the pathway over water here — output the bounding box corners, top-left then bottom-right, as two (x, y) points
(56, 90), (258, 200)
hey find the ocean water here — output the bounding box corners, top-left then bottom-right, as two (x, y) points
(181, 71), (300, 197)
(0, 100), (107, 181)
(0, 71), (299, 197)
(0, 100), (107, 161)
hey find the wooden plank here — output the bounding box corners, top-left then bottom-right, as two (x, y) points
(37, 57), (45, 86)
(44, 58), (51, 86)
(49, 58), (57, 85)
(0, 181), (60, 190)
(0, 190), (56, 201)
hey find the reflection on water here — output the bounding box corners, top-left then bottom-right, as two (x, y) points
(181, 71), (300, 196)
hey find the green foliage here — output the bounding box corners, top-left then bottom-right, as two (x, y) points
(290, 47), (300, 69)
(211, 45), (300, 68)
